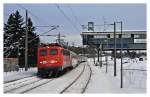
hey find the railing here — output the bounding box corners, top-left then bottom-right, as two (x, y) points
(122, 68), (146, 89)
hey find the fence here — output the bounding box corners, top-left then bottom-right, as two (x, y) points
(4, 58), (19, 72)
(123, 69), (146, 89)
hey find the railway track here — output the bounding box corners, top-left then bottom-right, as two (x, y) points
(24, 62), (91, 93)
(60, 64), (85, 93)
(60, 63), (92, 93)
(4, 62), (92, 94)
(4, 76), (54, 93)
(4, 76), (37, 88)
(82, 64), (92, 93)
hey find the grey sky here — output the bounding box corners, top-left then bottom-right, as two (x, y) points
(4, 4), (146, 46)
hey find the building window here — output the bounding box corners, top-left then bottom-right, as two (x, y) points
(110, 34), (114, 38)
(122, 34), (130, 38)
(87, 35), (94, 39)
(119, 34), (122, 38)
(94, 35), (107, 38)
(107, 34), (110, 38)
(131, 34), (134, 38)
(134, 34), (140, 38)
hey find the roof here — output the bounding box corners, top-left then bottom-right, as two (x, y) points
(81, 30), (146, 35)
(38, 43), (63, 49)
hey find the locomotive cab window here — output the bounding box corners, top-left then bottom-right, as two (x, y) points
(50, 49), (57, 55)
(40, 50), (47, 56)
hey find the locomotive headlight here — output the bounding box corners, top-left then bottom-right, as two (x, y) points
(42, 61), (47, 64)
(49, 60), (57, 64)
(40, 61), (47, 64)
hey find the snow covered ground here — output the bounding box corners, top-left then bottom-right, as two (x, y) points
(3, 57), (146, 93)
(4, 62), (91, 94)
(4, 68), (37, 83)
(85, 57), (146, 93)
(26, 63), (86, 93)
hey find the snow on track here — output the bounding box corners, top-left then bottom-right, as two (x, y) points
(25, 62), (90, 93)
(6, 78), (54, 93)
(4, 76), (41, 93)
(63, 64), (92, 93)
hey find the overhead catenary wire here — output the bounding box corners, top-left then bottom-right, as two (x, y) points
(15, 4), (61, 43)
(103, 16), (107, 31)
(16, 4), (39, 20)
(55, 4), (81, 32)
(67, 5), (82, 26)
(4, 12), (10, 17)
(28, 26), (59, 43)
(16, 4), (51, 26)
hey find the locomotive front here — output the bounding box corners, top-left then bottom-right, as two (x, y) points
(37, 45), (63, 76)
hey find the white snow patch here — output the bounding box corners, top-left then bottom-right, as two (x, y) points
(4, 68), (37, 83)
(85, 57), (146, 93)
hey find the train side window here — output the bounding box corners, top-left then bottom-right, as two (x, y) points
(50, 49), (57, 55)
(63, 50), (70, 55)
(40, 50), (47, 56)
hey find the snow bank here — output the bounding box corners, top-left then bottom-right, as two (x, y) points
(4, 68), (37, 83)
(85, 57), (146, 93)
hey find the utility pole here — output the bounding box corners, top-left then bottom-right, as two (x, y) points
(58, 32), (61, 44)
(100, 44), (102, 67)
(105, 39), (108, 73)
(114, 22), (117, 76)
(120, 21), (123, 88)
(25, 10), (28, 71)
(97, 47), (100, 63)
(115, 21), (123, 87)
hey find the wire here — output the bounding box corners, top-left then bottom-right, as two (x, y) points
(67, 5), (82, 26)
(4, 12), (10, 17)
(16, 4), (39, 20)
(35, 25), (57, 27)
(55, 4), (80, 32)
(28, 26), (59, 43)
(103, 17), (107, 31)
(15, 4), (61, 43)
(16, 4), (51, 26)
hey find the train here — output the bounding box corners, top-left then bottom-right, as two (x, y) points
(37, 43), (87, 77)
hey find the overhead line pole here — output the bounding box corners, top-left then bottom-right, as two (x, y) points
(105, 39), (108, 73)
(25, 10), (28, 71)
(114, 22), (117, 76)
(58, 32), (61, 44)
(120, 21), (123, 88)
(116, 21), (123, 88)
(115, 21), (123, 85)
(107, 23), (116, 76)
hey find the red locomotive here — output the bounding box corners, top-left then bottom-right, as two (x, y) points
(37, 43), (78, 76)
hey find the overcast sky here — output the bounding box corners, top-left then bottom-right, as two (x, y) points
(4, 4), (146, 46)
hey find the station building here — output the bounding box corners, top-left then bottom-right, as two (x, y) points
(81, 30), (146, 50)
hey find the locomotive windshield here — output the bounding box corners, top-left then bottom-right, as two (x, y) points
(40, 50), (47, 56)
(50, 49), (57, 55)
